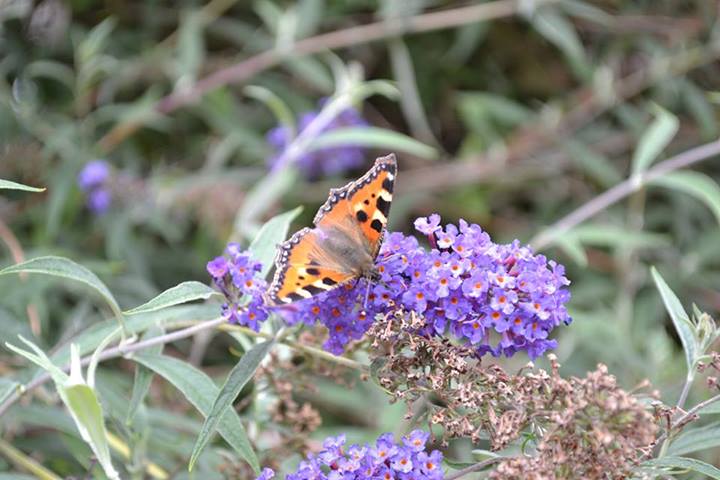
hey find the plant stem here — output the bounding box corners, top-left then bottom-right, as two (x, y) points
(445, 457), (503, 479)
(220, 323), (369, 372)
(531, 139), (720, 249)
(97, 0), (558, 152)
(676, 372), (695, 409)
(0, 316), (369, 416)
(656, 390), (720, 459)
(0, 437), (62, 480)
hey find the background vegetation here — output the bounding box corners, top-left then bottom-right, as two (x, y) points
(1, 0), (719, 478)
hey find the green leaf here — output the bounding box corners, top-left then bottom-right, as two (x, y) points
(189, 340), (274, 470)
(126, 326), (164, 424)
(632, 105), (679, 175)
(529, 8), (588, 77)
(244, 85), (296, 135)
(698, 400), (720, 415)
(124, 281), (219, 315)
(0, 179), (45, 192)
(248, 207), (303, 278)
(667, 421), (720, 456)
(133, 353), (259, 473)
(644, 456), (720, 478)
(554, 235), (588, 267)
(0, 256), (122, 319)
(565, 224), (669, 250)
(309, 127), (438, 160)
(651, 170), (720, 226)
(62, 383), (119, 479)
(651, 267), (697, 372)
(235, 168), (300, 241)
(0, 378), (19, 405)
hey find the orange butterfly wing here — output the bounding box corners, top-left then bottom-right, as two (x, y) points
(268, 154), (397, 304)
(268, 227), (355, 304)
(313, 153), (396, 257)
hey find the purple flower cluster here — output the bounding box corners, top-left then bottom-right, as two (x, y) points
(207, 244), (269, 330)
(267, 103), (369, 180)
(285, 215), (571, 359)
(256, 430), (443, 480)
(77, 160), (112, 214)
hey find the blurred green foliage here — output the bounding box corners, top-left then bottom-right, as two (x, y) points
(1, 0), (720, 478)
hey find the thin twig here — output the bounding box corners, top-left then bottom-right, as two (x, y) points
(445, 457), (503, 480)
(0, 317), (225, 417)
(97, 0), (558, 152)
(531, 139), (720, 250)
(654, 392), (720, 450)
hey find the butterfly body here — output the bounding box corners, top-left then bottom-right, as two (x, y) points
(268, 154), (396, 304)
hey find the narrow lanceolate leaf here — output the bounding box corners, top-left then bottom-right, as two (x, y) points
(0, 379), (19, 405)
(644, 456), (720, 479)
(309, 127), (438, 160)
(632, 106), (679, 175)
(189, 340), (274, 471)
(123, 281), (219, 315)
(133, 353), (260, 473)
(651, 170), (720, 226)
(651, 267), (697, 371)
(0, 179), (46, 192)
(126, 326), (164, 424)
(0, 256), (121, 317)
(62, 383), (119, 479)
(667, 421), (720, 456)
(248, 207), (303, 278)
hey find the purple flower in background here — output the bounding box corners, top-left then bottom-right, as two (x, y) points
(77, 160), (109, 190)
(77, 160), (112, 214)
(257, 430), (443, 480)
(266, 102), (369, 180)
(207, 244), (270, 331)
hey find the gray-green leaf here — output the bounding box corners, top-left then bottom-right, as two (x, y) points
(667, 421), (720, 456)
(0, 256), (122, 318)
(0, 179), (45, 192)
(651, 267), (697, 372)
(309, 127), (437, 160)
(248, 207), (303, 278)
(189, 339), (274, 470)
(124, 281), (219, 315)
(643, 456), (720, 479)
(632, 106), (679, 175)
(133, 353), (259, 473)
(651, 170), (720, 226)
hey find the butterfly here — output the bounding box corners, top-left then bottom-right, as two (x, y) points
(267, 153), (397, 304)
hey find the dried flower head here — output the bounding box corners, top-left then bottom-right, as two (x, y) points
(369, 324), (658, 479)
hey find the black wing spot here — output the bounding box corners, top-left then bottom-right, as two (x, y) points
(322, 277), (337, 286)
(356, 210), (369, 222)
(306, 267), (320, 276)
(363, 199), (369, 205)
(287, 292), (305, 302)
(370, 219), (383, 233)
(376, 197), (390, 217)
(305, 284), (326, 295)
(382, 178), (394, 193)
(299, 275), (305, 280)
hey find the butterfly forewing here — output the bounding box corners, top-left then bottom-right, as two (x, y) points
(268, 154), (397, 305)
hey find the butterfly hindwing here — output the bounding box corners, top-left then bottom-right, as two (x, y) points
(269, 227), (354, 304)
(314, 153), (396, 256)
(268, 154), (397, 305)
